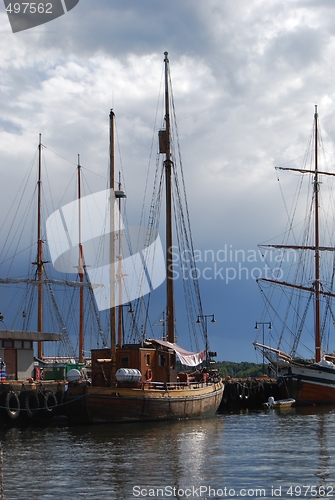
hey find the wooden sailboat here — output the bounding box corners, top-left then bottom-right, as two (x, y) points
(64, 52), (224, 424)
(0, 134), (75, 381)
(254, 106), (335, 405)
(0, 131), (105, 370)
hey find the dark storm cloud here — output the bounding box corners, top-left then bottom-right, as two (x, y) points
(34, 0), (207, 59)
(1, 0), (335, 360)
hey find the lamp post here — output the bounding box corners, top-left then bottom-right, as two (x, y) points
(254, 321), (272, 375)
(196, 314), (216, 368)
(117, 302), (134, 347)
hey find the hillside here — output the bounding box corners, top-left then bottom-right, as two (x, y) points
(215, 361), (266, 378)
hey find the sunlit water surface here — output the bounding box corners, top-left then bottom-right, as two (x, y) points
(0, 406), (335, 499)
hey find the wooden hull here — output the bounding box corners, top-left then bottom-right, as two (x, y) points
(279, 361), (335, 405)
(64, 381), (224, 424)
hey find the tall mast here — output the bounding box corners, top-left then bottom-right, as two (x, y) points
(163, 52), (175, 343)
(77, 155), (84, 364)
(37, 134), (44, 359)
(109, 110), (117, 364)
(257, 108), (326, 361)
(314, 105), (321, 362)
(117, 172), (123, 347)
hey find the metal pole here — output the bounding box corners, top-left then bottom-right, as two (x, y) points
(262, 324), (264, 374)
(196, 314), (215, 368)
(37, 133), (44, 359)
(314, 106), (321, 362)
(109, 110), (116, 381)
(255, 321), (272, 375)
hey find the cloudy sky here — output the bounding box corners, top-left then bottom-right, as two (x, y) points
(1, 0), (335, 362)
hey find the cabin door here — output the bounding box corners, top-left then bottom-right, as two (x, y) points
(4, 349), (17, 380)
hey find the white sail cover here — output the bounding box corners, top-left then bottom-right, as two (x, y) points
(151, 339), (206, 367)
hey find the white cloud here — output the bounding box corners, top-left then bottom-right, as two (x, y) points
(1, 0), (335, 361)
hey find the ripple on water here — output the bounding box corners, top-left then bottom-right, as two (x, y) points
(0, 408), (334, 498)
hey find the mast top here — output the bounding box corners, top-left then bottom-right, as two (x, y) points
(315, 104), (318, 118)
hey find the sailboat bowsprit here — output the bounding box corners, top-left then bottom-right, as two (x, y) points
(254, 106), (335, 405)
(64, 52), (224, 424)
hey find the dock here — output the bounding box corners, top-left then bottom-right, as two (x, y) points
(218, 377), (281, 410)
(0, 380), (66, 425)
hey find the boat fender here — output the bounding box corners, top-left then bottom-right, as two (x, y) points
(4, 391), (20, 420)
(19, 390), (39, 420)
(55, 389), (64, 406)
(221, 386), (229, 405)
(38, 391), (57, 417)
(228, 384), (237, 403)
(145, 368), (153, 382)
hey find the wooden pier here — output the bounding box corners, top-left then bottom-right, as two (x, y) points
(218, 377), (280, 411)
(0, 380), (66, 426)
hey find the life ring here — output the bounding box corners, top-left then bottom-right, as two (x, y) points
(19, 390), (39, 420)
(145, 368), (153, 382)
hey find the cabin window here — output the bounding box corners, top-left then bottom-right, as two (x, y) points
(3, 341), (12, 348)
(121, 355), (129, 367)
(159, 355), (165, 367)
(170, 354), (176, 369)
(145, 354), (150, 365)
(14, 341), (22, 349)
(23, 341), (32, 349)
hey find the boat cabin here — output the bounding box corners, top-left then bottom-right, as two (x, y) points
(91, 341), (178, 387)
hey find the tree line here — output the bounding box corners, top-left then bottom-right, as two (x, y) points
(214, 361), (265, 378)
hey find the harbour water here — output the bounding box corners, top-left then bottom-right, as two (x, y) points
(0, 406), (335, 499)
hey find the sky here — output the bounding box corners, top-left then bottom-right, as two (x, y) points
(1, 0), (335, 362)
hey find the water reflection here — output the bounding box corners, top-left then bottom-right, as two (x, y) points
(287, 406), (334, 486)
(69, 417), (226, 499)
(315, 413), (331, 483)
(0, 417), (225, 499)
(1, 409), (335, 499)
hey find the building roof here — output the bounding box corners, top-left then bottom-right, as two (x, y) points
(0, 330), (62, 342)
